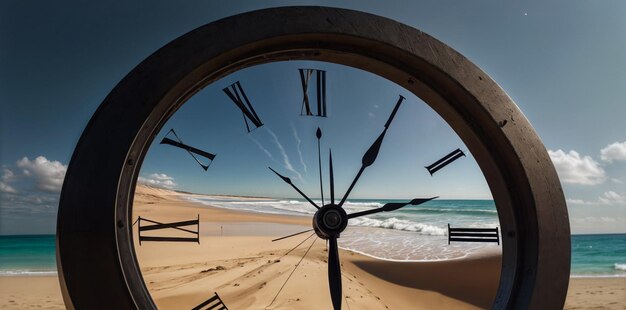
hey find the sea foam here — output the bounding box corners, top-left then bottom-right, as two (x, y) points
(0, 270), (57, 276)
(348, 217), (447, 236)
(615, 263), (626, 271)
(185, 195), (499, 236)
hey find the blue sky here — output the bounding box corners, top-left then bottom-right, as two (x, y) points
(1, 0), (625, 234)
(140, 61), (487, 200)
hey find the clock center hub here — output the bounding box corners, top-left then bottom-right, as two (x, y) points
(312, 204), (348, 239)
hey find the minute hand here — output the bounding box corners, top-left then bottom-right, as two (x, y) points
(268, 167), (320, 210)
(338, 95), (405, 208)
(348, 197), (437, 219)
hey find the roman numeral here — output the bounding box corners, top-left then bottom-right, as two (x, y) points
(298, 69), (327, 117)
(160, 129), (215, 171)
(192, 292), (228, 310)
(137, 215), (199, 245)
(222, 81), (263, 132)
(425, 148), (466, 175)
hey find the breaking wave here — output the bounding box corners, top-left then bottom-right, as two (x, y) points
(349, 217), (447, 235)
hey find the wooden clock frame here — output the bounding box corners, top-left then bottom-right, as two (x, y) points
(57, 6), (570, 309)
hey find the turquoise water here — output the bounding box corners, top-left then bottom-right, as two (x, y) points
(188, 197), (501, 259)
(0, 235), (56, 275)
(1, 208), (624, 276)
(187, 197), (500, 236)
(571, 234), (626, 277)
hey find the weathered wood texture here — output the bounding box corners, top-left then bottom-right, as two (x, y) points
(57, 6), (570, 309)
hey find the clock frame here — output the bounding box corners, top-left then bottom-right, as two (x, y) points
(57, 6), (570, 309)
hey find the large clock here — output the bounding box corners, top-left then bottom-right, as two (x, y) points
(57, 6), (570, 309)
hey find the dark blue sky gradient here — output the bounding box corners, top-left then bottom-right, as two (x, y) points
(1, 1), (625, 234)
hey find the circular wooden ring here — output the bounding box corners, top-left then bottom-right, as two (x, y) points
(57, 6), (570, 309)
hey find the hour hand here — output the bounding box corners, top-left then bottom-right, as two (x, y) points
(268, 167), (320, 210)
(347, 197), (437, 219)
(327, 236), (342, 310)
(338, 95), (406, 208)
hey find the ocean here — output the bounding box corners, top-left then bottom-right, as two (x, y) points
(0, 234), (56, 276)
(1, 198), (624, 277)
(186, 197), (502, 260)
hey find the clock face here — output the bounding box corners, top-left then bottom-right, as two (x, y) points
(56, 7), (570, 309)
(131, 61), (502, 309)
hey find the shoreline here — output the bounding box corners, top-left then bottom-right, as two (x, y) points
(1, 185), (623, 309)
(133, 185), (501, 309)
(570, 274), (626, 278)
(157, 187), (505, 262)
(0, 272), (58, 277)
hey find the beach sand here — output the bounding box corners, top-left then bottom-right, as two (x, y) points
(2, 276), (625, 309)
(1, 185), (624, 309)
(0, 276), (64, 309)
(132, 186), (500, 309)
(564, 277), (626, 310)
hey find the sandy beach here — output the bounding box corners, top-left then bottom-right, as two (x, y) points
(2, 276), (623, 310)
(0, 276), (64, 309)
(1, 185), (624, 309)
(564, 277), (626, 309)
(132, 186), (500, 309)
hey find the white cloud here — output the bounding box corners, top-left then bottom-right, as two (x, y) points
(566, 198), (590, 205)
(0, 182), (17, 194)
(267, 129), (304, 181)
(0, 169), (17, 193)
(569, 215), (626, 234)
(600, 141), (626, 163)
(2, 169), (15, 182)
(249, 135), (275, 161)
(291, 126), (308, 174)
(0, 191), (58, 214)
(567, 191), (626, 207)
(598, 191), (626, 205)
(16, 156), (67, 192)
(138, 173), (177, 189)
(571, 216), (618, 224)
(548, 149), (606, 185)
(150, 173), (173, 181)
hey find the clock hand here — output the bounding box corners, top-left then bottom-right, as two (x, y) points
(329, 149), (335, 205)
(338, 95), (405, 208)
(317, 127), (324, 206)
(328, 236), (342, 310)
(347, 197), (438, 219)
(268, 167), (320, 210)
(271, 229), (314, 242)
(268, 236), (317, 308)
